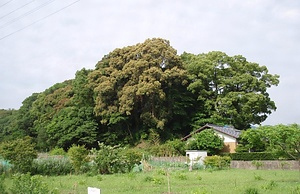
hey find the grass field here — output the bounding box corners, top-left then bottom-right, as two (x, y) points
(5, 168), (300, 194)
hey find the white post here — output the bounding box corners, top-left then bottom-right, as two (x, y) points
(88, 187), (100, 194)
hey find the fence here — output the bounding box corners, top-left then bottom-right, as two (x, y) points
(151, 156), (187, 163)
(150, 157), (299, 170)
(230, 160), (299, 170)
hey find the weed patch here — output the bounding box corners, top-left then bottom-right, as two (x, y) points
(244, 187), (259, 194)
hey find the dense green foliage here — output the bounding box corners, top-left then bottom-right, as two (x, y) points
(88, 38), (192, 144)
(229, 152), (292, 161)
(146, 139), (186, 156)
(0, 38), (279, 150)
(186, 129), (224, 155)
(10, 173), (52, 194)
(49, 147), (67, 156)
(91, 143), (142, 174)
(0, 109), (19, 142)
(67, 144), (89, 174)
(203, 155), (231, 169)
(237, 124), (300, 160)
(31, 157), (73, 176)
(0, 175), (6, 194)
(0, 137), (37, 173)
(181, 51), (279, 129)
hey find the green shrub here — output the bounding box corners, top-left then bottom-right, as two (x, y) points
(146, 139), (194, 157)
(229, 152), (292, 161)
(0, 174), (7, 194)
(186, 129), (224, 155)
(31, 157), (73, 176)
(120, 148), (143, 169)
(0, 137), (37, 173)
(67, 144), (88, 174)
(10, 173), (52, 194)
(92, 143), (140, 174)
(147, 144), (176, 157)
(92, 143), (120, 174)
(203, 155), (231, 169)
(49, 147), (66, 156)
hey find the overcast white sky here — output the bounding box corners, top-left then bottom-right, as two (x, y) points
(0, 0), (299, 125)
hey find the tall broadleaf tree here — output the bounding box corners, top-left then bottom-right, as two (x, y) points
(88, 38), (192, 144)
(16, 93), (39, 137)
(0, 109), (19, 141)
(46, 69), (99, 150)
(29, 80), (73, 150)
(182, 51), (279, 129)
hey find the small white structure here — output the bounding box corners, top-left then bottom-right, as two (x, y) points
(88, 187), (100, 194)
(186, 150), (207, 166)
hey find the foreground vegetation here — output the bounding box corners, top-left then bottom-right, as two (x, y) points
(0, 135), (298, 193)
(2, 169), (300, 194)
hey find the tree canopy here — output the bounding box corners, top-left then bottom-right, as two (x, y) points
(0, 38), (280, 150)
(237, 124), (300, 160)
(181, 51), (279, 129)
(186, 129), (224, 155)
(88, 38), (192, 143)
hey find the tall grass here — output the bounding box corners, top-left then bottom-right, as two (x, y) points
(31, 156), (73, 176)
(2, 169), (298, 194)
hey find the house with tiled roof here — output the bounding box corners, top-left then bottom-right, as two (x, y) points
(181, 124), (241, 153)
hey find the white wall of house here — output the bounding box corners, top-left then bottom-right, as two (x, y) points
(214, 131), (236, 143)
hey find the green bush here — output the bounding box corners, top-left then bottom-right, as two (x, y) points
(145, 139), (190, 157)
(31, 157), (73, 176)
(0, 137), (37, 173)
(10, 173), (52, 194)
(121, 148), (143, 168)
(49, 147), (66, 156)
(186, 129), (224, 155)
(147, 144), (166, 156)
(67, 145), (89, 174)
(229, 152), (292, 161)
(203, 155), (231, 169)
(164, 139), (186, 155)
(92, 143), (142, 174)
(0, 174), (7, 194)
(92, 143), (119, 174)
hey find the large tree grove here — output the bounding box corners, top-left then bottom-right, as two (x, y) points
(0, 38), (280, 150)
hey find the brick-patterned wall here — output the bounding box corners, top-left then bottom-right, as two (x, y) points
(231, 160), (299, 170)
